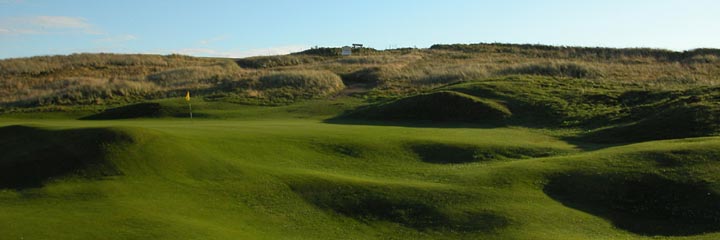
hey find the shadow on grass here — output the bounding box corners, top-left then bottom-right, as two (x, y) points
(559, 136), (628, 151)
(0, 125), (126, 189)
(544, 172), (720, 236)
(289, 178), (510, 232)
(323, 118), (505, 129)
(80, 102), (208, 120)
(409, 142), (564, 164)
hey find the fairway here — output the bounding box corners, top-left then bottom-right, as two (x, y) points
(2, 104), (720, 239)
(1, 13), (719, 238)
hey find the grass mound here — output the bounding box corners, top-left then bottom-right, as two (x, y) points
(81, 103), (164, 120)
(544, 172), (720, 236)
(0, 125), (131, 189)
(410, 142), (562, 164)
(345, 91), (511, 123)
(444, 77), (624, 127)
(442, 77), (720, 140)
(247, 70), (346, 104)
(289, 178), (509, 232)
(584, 102), (720, 143)
(80, 102), (199, 120)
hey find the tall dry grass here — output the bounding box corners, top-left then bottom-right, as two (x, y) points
(2, 43), (720, 108)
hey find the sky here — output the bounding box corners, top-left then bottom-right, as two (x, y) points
(0, 0), (719, 59)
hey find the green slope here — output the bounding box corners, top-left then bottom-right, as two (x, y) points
(1, 110), (720, 239)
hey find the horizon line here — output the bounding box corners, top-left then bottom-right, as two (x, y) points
(2, 42), (719, 60)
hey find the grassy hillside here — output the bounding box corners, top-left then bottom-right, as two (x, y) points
(2, 43), (719, 110)
(2, 43), (720, 239)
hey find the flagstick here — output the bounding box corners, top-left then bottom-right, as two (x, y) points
(188, 102), (193, 120)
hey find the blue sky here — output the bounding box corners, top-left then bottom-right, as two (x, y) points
(1, 0), (719, 59)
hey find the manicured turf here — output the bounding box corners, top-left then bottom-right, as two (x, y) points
(2, 97), (720, 240)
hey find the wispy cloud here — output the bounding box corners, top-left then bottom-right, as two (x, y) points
(170, 45), (310, 58)
(174, 48), (225, 56)
(0, 0), (25, 4)
(198, 35), (228, 45)
(0, 16), (101, 35)
(237, 45), (311, 57)
(96, 34), (138, 43)
(31, 16), (92, 29)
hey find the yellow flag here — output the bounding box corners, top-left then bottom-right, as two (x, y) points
(185, 91), (191, 102)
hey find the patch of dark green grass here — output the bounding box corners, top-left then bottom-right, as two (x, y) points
(80, 102), (206, 120)
(81, 103), (164, 120)
(289, 178), (510, 232)
(410, 142), (563, 164)
(544, 172), (720, 236)
(630, 149), (720, 168)
(0, 125), (129, 189)
(313, 142), (366, 158)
